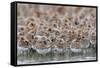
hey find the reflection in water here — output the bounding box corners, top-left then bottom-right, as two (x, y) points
(17, 47), (96, 65)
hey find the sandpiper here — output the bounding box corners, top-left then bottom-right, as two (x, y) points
(80, 33), (90, 49)
(70, 39), (82, 53)
(34, 36), (51, 55)
(52, 39), (67, 53)
(17, 36), (31, 55)
(90, 31), (96, 47)
(18, 36), (31, 48)
(17, 25), (29, 33)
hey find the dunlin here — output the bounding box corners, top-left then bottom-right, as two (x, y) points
(90, 31), (96, 47)
(70, 40), (82, 53)
(34, 36), (51, 54)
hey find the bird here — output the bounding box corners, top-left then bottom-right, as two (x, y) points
(34, 36), (51, 55)
(17, 25), (29, 34)
(18, 36), (31, 48)
(70, 39), (82, 53)
(80, 35), (90, 49)
(17, 36), (31, 55)
(90, 31), (96, 48)
(52, 39), (67, 53)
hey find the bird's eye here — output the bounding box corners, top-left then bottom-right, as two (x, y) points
(65, 23), (67, 26)
(51, 39), (54, 42)
(48, 28), (51, 31)
(31, 23), (33, 26)
(75, 21), (79, 25)
(82, 36), (85, 39)
(21, 37), (24, 40)
(30, 23), (35, 27)
(65, 19), (68, 22)
(43, 41), (47, 45)
(20, 27), (24, 30)
(88, 25), (91, 27)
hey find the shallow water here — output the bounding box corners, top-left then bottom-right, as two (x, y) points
(17, 48), (96, 65)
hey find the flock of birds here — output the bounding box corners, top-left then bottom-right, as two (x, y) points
(17, 4), (96, 55)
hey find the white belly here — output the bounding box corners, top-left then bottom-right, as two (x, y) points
(70, 48), (82, 53)
(36, 48), (51, 54)
(81, 40), (90, 48)
(90, 40), (96, 45)
(52, 48), (65, 53)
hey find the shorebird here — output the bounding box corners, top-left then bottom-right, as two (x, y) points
(27, 21), (37, 30)
(35, 41), (51, 55)
(25, 17), (39, 30)
(18, 36), (31, 48)
(52, 39), (67, 53)
(34, 36), (51, 55)
(17, 25), (29, 34)
(17, 36), (31, 55)
(70, 39), (82, 53)
(80, 28), (90, 47)
(90, 31), (96, 47)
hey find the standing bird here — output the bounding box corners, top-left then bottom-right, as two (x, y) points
(34, 36), (51, 55)
(90, 31), (96, 48)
